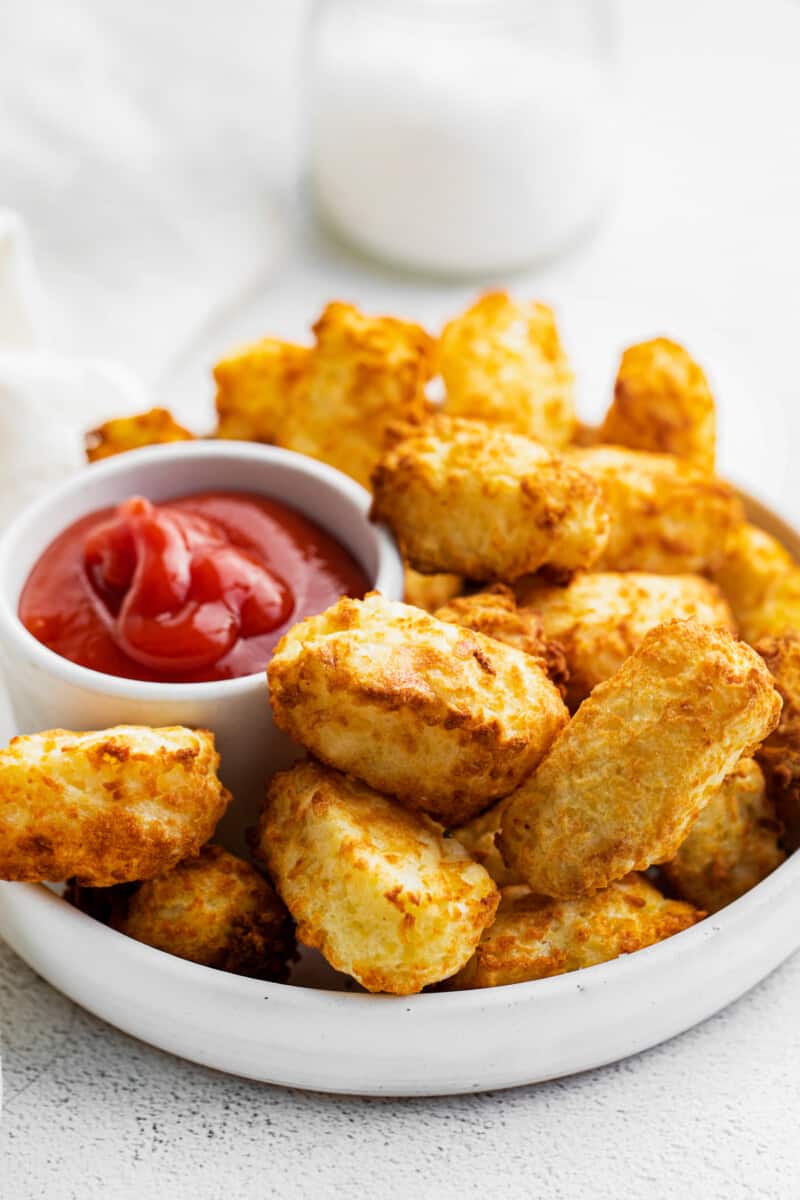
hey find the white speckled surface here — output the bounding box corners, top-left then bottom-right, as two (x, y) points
(2, 0), (800, 1193)
(4, 940), (800, 1197)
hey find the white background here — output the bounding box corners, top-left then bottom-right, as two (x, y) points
(2, 1), (800, 1196)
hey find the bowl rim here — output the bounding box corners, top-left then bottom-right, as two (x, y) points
(0, 440), (402, 701)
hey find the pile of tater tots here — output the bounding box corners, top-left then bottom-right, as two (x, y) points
(5, 292), (800, 996)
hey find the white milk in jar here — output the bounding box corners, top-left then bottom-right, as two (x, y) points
(308, 0), (618, 276)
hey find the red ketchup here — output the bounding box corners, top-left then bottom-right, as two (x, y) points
(20, 491), (369, 683)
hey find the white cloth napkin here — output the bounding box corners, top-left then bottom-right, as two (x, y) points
(0, 210), (152, 526)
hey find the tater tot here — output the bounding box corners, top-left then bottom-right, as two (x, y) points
(403, 565), (464, 613)
(599, 338), (716, 472)
(276, 302), (434, 489)
(499, 621), (781, 898)
(86, 408), (194, 462)
(515, 571), (736, 708)
(434, 584), (569, 698)
(113, 846), (294, 979)
(371, 416), (609, 581)
(712, 523), (800, 643)
(256, 760), (499, 994)
(0, 727), (227, 886)
(451, 800), (520, 887)
(662, 759), (784, 913)
(69, 845), (295, 980)
(569, 445), (742, 574)
(214, 338), (310, 443)
(268, 593), (569, 826)
(571, 421), (600, 447)
(447, 874), (702, 989)
(437, 291), (577, 448)
(754, 633), (800, 850)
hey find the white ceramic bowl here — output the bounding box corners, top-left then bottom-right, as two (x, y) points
(0, 441), (403, 847)
(0, 487), (797, 1097)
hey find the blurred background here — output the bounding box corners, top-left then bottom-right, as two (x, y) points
(2, 0), (799, 514)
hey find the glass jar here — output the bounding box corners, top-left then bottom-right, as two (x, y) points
(307, 0), (618, 277)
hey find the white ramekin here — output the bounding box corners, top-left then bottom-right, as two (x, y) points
(0, 441), (403, 847)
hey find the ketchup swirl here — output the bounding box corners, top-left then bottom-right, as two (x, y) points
(20, 491), (369, 683)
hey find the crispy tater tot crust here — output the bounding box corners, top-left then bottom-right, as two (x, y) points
(515, 571), (736, 708)
(451, 800), (520, 888)
(754, 633), (800, 850)
(85, 408), (194, 462)
(277, 302), (434, 488)
(257, 760), (499, 994)
(571, 421), (600, 448)
(447, 874), (702, 989)
(662, 759), (784, 913)
(599, 338), (716, 472)
(268, 593), (569, 826)
(214, 304), (433, 487)
(106, 845), (295, 980)
(435, 584), (569, 698)
(569, 445), (742, 574)
(214, 338), (310, 443)
(0, 726), (227, 886)
(712, 523), (800, 644)
(499, 621), (781, 898)
(403, 565), (464, 613)
(371, 416), (609, 581)
(438, 291), (577, 448)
